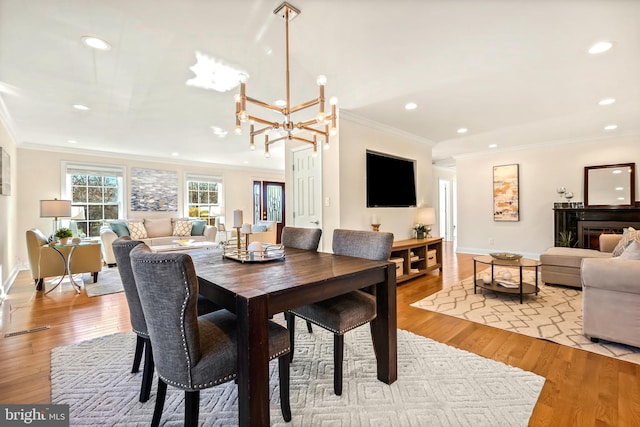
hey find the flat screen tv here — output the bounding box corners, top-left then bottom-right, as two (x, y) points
(366, 151), (417, 207)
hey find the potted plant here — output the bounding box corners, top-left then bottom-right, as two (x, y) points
(55, 227), (73, 245)
(413, 224), (430, 239)
(556, 231), (575, 247)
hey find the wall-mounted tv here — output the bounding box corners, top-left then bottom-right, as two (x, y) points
(366, 150), (417, 207)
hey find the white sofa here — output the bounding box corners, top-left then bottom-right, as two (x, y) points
(100, 217), (217, 266)
(224, 220), (278, 245)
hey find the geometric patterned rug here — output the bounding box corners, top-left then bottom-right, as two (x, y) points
(412, 267), (640, 364)
(51, 320), (545, 426)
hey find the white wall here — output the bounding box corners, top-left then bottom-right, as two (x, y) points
(16, 148), (283, 267)
(337, 115), (434, 242)
(456, 135), (640, 259)
(0, 118), (18, 300)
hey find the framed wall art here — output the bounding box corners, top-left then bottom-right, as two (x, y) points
(0, 147), (10, 196)
(130, 167), (178, 211)
(493, 163), (519, 221)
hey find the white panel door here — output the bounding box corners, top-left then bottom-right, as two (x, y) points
(292, 147), (321, 229)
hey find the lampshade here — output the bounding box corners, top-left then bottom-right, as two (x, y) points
(71, 206), (86, 220)
(417, 207), (436, 225)
(40, 199), (72, 219)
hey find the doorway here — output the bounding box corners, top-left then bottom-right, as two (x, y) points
(438, 178), (457, 242)
(253, 181), (285, 243)
(292, 147), (322, 231)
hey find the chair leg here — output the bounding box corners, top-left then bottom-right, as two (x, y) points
(132, 336), (144, 373)
(36, 278), (44, 291)
(333, 334), (344, 396)
(306, 321), (313, 333)
(286, 312), (295, 362)
(151, 379), (167, 427)
(185, 390), (200, 427)
(92, 271), (99, 283)
(278, 355), (292, 422)
(140, 339), (154, 403)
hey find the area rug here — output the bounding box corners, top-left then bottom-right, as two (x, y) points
(51, 321), (545, 426)
(411, 267), (640, 364)
(84, 268), (123, 297)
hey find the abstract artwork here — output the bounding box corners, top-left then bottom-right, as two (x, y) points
(493, 163), (519, 221)
(130, 167), (177, 211)
(0, 147), (10, 196)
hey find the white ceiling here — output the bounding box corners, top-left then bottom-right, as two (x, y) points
(1, 0), (638, 171)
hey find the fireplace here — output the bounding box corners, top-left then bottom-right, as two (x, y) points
(578, 221), (640, 249)
(554, 207), (640, 249)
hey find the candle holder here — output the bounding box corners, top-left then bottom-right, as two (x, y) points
(235, 227), (242, 252)
(371, 223), (381, 232)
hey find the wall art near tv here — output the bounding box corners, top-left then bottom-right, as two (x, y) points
(130, 167), (178, 211)
(493, 163), (519, 221)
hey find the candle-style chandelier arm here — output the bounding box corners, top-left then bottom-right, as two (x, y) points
(299, 124), (329, 136)
(244, 96), (284, 114)
(250, 124), (275, 137)
(246, 115), (280, 128)
(289, 98), (321, 114)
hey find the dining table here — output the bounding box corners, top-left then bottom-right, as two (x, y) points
(191, 246), (397, 426)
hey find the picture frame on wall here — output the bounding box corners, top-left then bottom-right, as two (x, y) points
(493, 163), (519, 221)
(0, 147), (10, 196)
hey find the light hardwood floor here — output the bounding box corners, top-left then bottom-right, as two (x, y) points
(1, 242), (639, 426)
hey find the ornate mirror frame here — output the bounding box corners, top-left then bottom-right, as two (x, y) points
(584, 163), (636, 207)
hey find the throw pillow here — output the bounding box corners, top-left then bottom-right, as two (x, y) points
(173, 220), (193, 237)
(618, 240), (640, 260)
(191, 220), (206, 236)
(110, 222), (130, 237)
(611, 227), (639, 257)
(127, 221), (148, 239)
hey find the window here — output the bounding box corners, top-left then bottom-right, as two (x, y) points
(63, 162), (125, 237)
(185, 174), (223, 225)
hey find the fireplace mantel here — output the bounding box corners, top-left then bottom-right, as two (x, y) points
(554, 207), (640, 249)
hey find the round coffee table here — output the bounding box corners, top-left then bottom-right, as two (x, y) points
(473, 255), (541, 303)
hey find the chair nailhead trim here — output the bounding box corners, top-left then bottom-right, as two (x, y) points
(290, 311), (374, 335)
(132, 328), (149, 338)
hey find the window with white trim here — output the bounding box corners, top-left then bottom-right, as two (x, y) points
(185, 173), (223, 226)
(63, 162), (125, 237)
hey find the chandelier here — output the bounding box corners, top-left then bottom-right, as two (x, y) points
(234, 2), (337, 158)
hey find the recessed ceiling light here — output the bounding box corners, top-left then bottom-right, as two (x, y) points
(274, 99), (287, 107)
(457, 128), (468, 134)
(615, 187), (624, 191)
(598, 98), (616, 106)
(588, 41), (612, 54)
(67, 139), (78, 144)
(404, 102), (417, 110)
(171, 152), (179, 157)
(604, 124), (618, 130)
(488, 144), (498, 148)
(81, 36), (112, 51)
(72, 104), (90, 110)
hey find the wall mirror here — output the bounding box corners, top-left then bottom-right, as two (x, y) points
(584, 163), (636, 207)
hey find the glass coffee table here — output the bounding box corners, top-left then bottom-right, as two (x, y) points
(473, 255), (541, 303)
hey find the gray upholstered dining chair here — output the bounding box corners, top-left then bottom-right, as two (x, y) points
(112, 236), (221, 403)
(281, 226), (323, 337)
(287, 229), (393, 396)
(129, 244), (292, 426)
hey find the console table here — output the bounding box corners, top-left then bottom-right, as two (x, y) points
(390, 237), (443, 283)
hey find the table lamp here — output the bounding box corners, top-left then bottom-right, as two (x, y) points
(416, 207), (436, 238)
(40, 198), (72, 238)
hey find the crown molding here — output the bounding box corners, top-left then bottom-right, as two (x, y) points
(340, 110), (435, 147)
(18, 142), (283, 174)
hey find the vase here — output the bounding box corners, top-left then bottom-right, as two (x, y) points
(416, 231), (425, 239)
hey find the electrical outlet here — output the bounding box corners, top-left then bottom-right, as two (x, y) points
(488, 238), (494, 245)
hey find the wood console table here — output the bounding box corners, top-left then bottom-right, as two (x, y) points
(391, 237), (443, 283)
